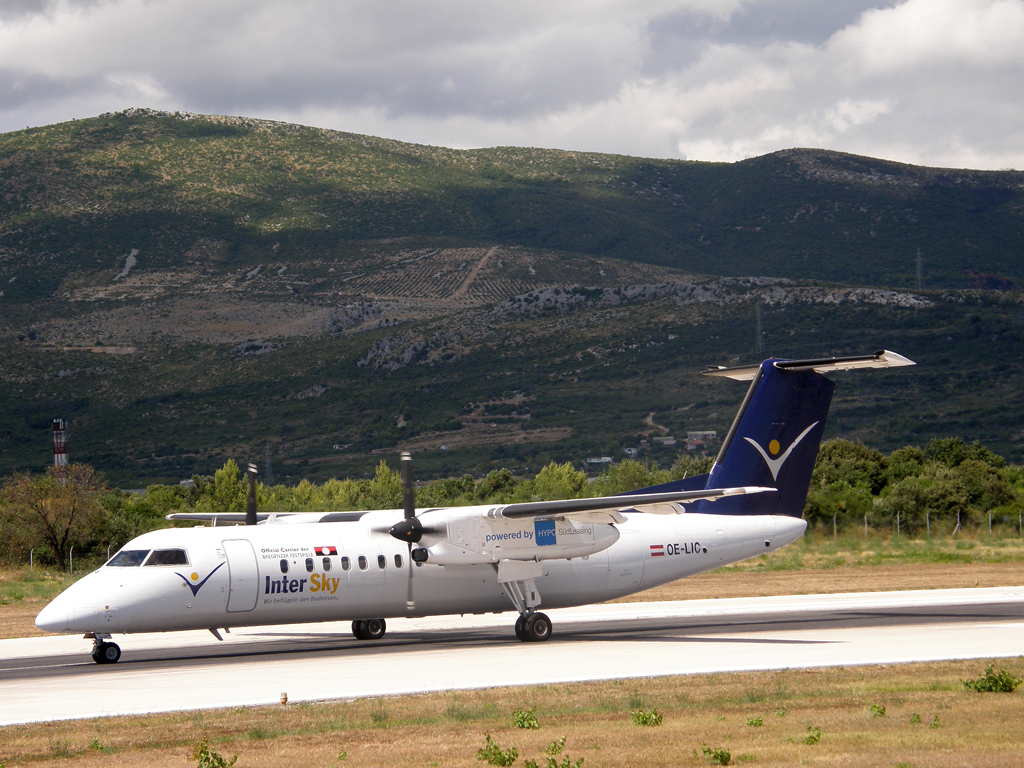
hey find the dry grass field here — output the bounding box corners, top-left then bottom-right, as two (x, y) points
(2, 660), (1023, 767)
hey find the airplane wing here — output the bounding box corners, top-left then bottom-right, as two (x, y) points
(165, 511), (368, 524)
(490, 485), (774, 523)
(166, 487), (774, 526)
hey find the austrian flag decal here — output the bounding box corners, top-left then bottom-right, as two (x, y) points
(649, 544), (665, 557)
(314, 546), (338, 556)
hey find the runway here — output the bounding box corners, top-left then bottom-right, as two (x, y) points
(2, 586), (1022, 725)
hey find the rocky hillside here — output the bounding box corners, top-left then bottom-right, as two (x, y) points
(1, 110), (1023, 484)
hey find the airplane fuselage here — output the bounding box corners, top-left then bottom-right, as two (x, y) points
(36, 509), (806, 635)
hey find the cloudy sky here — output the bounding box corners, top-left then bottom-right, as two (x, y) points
(2, 0), (1022, 169)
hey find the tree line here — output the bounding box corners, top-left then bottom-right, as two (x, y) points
(2, 438), (1021, 571)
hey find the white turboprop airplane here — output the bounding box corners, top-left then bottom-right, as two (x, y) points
(36, 351), (913, 664)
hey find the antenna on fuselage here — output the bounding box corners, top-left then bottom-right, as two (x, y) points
(246, 463), (258, 525)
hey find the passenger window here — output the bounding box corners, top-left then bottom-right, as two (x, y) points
(280, 559), (289, 574)
(358, 555), (367, 570)
(305, 557), (314, 573)
(323, 557), (332, 572)
(107, 549), (150, 567)
(394, 554), (403, 568)
(144, 549), (189, 566)
(341, 556), (350, 571)
(377, 554), (386, 570)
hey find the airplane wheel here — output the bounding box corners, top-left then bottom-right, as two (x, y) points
(523, 612), (552, 642)
(362, 618), (386, 640)
(92, 642), (121, 664)
(514, 615), (527, 641)
(353, 619), (386, 640)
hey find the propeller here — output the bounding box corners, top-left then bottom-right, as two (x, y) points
(392, 452), (417, 612)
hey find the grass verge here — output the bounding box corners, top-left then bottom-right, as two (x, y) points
(1, 660), (1022, 767)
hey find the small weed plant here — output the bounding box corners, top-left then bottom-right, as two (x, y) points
(524, 737), (583, 768)
(191, 740), (237, 768)
(803, 725), (822, 745)
(963, 665), (1023, 693)
(870, 703), (886, 717)
(930, 715), (941, 729)
(910, 713), (921, 724)
(88, 738), (104, 751)
(512, 706), (540, 729)
(476, 734), (518, 767)
(695, 744), (731, 765)
(630, 708), (663, 726)
(369, 701), (390, 725)
(745, 716), (763, 727)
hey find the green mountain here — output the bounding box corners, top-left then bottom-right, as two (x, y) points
(1, 109), (1022, 485)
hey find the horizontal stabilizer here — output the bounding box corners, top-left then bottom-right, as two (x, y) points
(702, 349), (915, 381)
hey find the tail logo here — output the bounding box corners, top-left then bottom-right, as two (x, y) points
(744, 421), (819, 481)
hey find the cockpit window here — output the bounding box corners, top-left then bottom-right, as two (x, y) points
(107, 549), (150, 567)
(144, 549), (190, 566)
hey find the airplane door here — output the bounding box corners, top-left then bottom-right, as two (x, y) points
(606, 530), (645, 591)
(223, 539), (259, 612)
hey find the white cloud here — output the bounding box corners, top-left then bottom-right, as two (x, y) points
(1, 0), (1023, 169)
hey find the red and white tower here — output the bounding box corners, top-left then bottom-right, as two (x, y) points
(52, 419), (68, 470)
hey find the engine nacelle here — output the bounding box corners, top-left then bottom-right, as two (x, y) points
(417, 513), (620, 566)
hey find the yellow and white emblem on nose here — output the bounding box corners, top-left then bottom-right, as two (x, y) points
(745, 422), (819, 481)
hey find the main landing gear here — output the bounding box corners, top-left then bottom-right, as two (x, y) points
(351, 618), (387, 640)
(497, 560), (553, 643)
(89, 633), (121, 664)
(514, 611), (553, 642)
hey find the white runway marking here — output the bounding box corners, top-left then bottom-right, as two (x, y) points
(1, 586), (1022, 725)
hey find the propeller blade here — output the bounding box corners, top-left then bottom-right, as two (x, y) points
(401, 452), (416, 612)
(401, 451), (415, 520)
(406, 541), (415, 612)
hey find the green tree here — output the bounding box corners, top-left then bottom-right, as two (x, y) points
(925, 438), (1006, 469)
(812, 439), (886, 494)
(0, 464), (105, 570)
(530, 462), (587, 500)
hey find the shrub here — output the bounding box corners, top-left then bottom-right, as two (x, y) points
(476, 734), (518, 767)
(630, 708), (663, 726)
(695, 744), (731, 765)
(963, 665), (1023, 693)
(869, 703), (886, 717)
(803, 726), (822, 745)
(191, 740), (237, 768)
(512, 706), (540, 729)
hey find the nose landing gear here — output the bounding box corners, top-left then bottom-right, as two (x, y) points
(88, 633), (121, 664)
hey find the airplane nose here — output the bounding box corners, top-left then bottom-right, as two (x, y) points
(35, 601), (69, 634)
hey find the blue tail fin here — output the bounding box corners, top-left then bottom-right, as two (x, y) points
(624, 351), (914, 517)
(696, 360), (833, 517)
